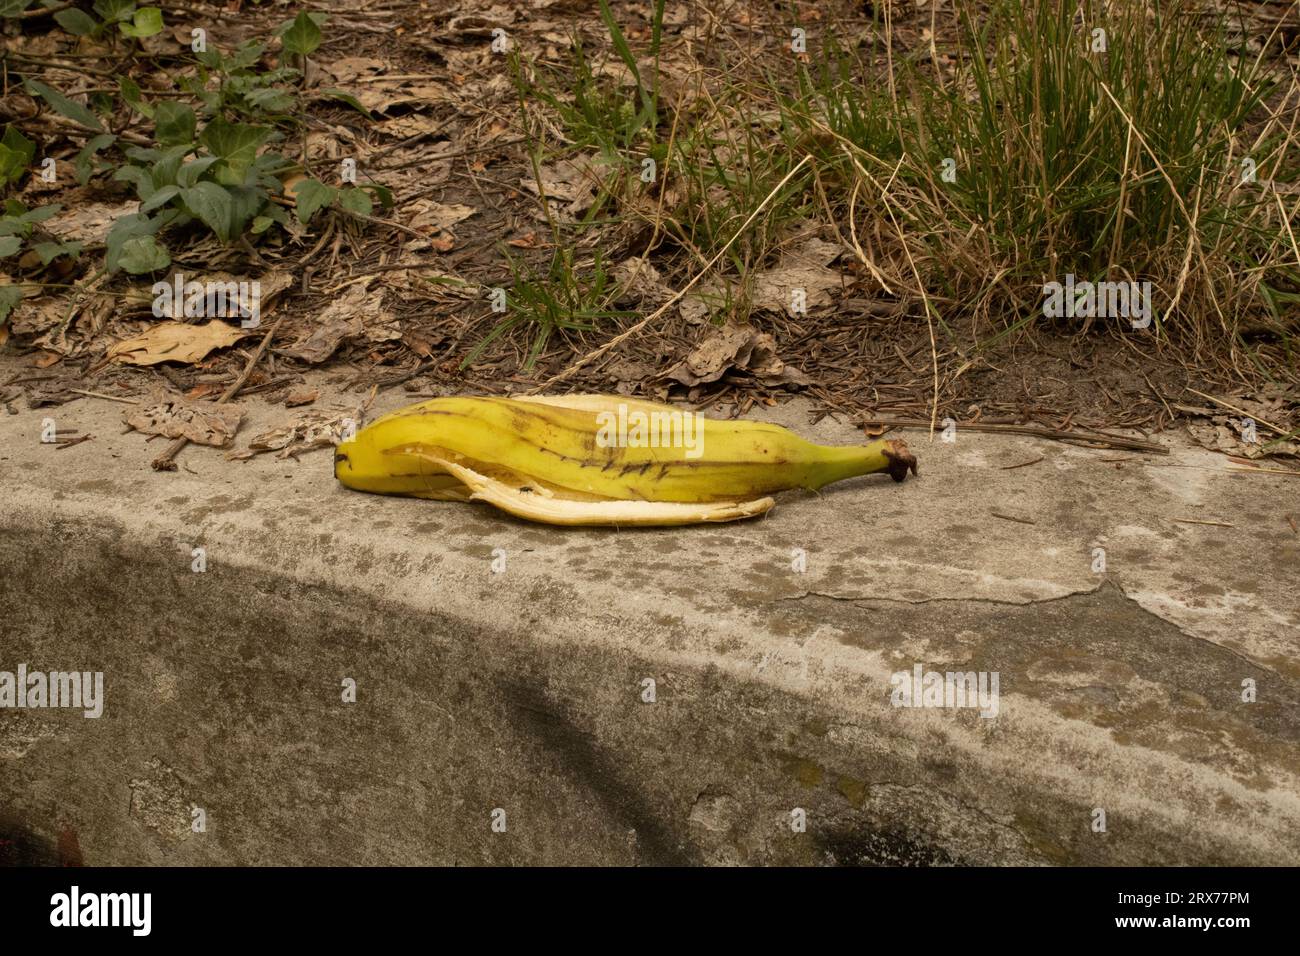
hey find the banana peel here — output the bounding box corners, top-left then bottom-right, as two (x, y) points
(418, 452), (776, 527)
(335, 393), (917, 527)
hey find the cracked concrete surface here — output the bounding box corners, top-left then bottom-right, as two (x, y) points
(0, 359), (1297, 865)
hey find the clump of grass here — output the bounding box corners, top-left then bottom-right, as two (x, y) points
(461, 247), (632, 372)
(500, 0), (1298, 382)
(481, 0), (669, 367)
(787, 0), (1299, 358)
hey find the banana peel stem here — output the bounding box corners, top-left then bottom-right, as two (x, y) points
(882, 439), (918, 482)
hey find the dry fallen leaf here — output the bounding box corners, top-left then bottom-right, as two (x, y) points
(108, 321), (249, 366)
(185, 382), (224, 400)
(243, 409), (360, 458)
(749, 236), (844, 316)
(405, 199), (476, 251)
(612, 256), (674, 307)
(1185, 418), (1300, 459)
(1183, 390), (1299, 460)
(666, 324), (811, 388)
(124, 398), (244, 447)
(284, 387), (319, 407)
(148, 270), (292, 321)
(519, 154), (610, 222)
(44, 201), (140, 247)
(280, 283), (388, 364)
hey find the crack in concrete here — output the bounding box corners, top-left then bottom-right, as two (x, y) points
(775, 582), (1105, 609)
(775, 581), (1278, 676)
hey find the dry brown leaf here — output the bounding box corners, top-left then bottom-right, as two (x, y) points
(666, 324), (811, 388)
(403, 199), (476, 253)
(124, 398), (244, 447)
(281, 317), (363, 365)
(280, 283), (388, 364)
(284, 387), (319, 407)
(321, 56), (389, 84)
(612, 256), (673, 307)
(43, 201), (139, 247)
(7, 295), (62, 338)
(519, 154), (610, 222)
(108, 321), (248, 366)
(1185, 419), (1300, 459)
(750, 236), (844, 315)
(185, 382), (223, 400)
(149, 270), (292, 322)
(407, 199), (476, 234)
(1183, 390), (1299, 459)
(245, 409), (360, 458)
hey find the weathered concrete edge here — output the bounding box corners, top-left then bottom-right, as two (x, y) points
(4, 474), (1297, 865)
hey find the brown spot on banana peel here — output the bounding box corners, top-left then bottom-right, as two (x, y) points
(882, 439), (918, 482)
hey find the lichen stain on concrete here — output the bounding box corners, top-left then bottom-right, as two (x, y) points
(128, 757), (195, 843)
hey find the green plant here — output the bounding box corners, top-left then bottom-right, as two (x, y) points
(278, 10), (323, 61)
(518, 3), (663, 158)
(925, 1), (1270, 275)
(0, 126), (36, 189)
(0, 201), (81, 268)
(777, 0), (1297, 346)
(11, 9), (388, 273)
(106, 115), (293, 272)
(290, 177), (390, 225)
(463, 248), (633, 371)
(0, 128), (80, 269)
(185, 40), (303, 121)
(43, 0), (164, 41)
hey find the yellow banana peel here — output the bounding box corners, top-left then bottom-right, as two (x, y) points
(334, 394), (916, 526)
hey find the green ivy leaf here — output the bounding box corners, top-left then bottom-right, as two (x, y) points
(225, 184), (265, 238)
(54, 8), (99, 35)
(24, 79), (104, 132)
(0, 0), (35, 17)
(118, 235), (171, 274)
(151, 143), (195, 190)
(280, 11), (322, 57)
(139, 184), (179, 213)
(113, 165), (155, 201)
(20, 205), (59, 224)
(154, 102), (196, 147)
(175, 156), (220, 189)
(74, 133), (116, 186)
(226, 40), (267, 72)
(122, 145), (160, 163)
(199, 118), (273, 186)
(0, 126), (36, 186)
(31, 240), (82, 265)
(251, 201), (289, 235)
(0, 285), (22, 324)
(105, 212), (164, 272)
(182, 181), (235, 242)
(0, 236), (21, 258)
(244, 86), (295, 114)
(318, 88), (372, 119)
(256, 202), (289, 230)
(92, 0), (133, 23)
(338, 187), (372, 217)
(366, 182), (394, 211)
(119, 76), (153, 119)
(292, 178), (336, 224)
(119, 6), (163, 37)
